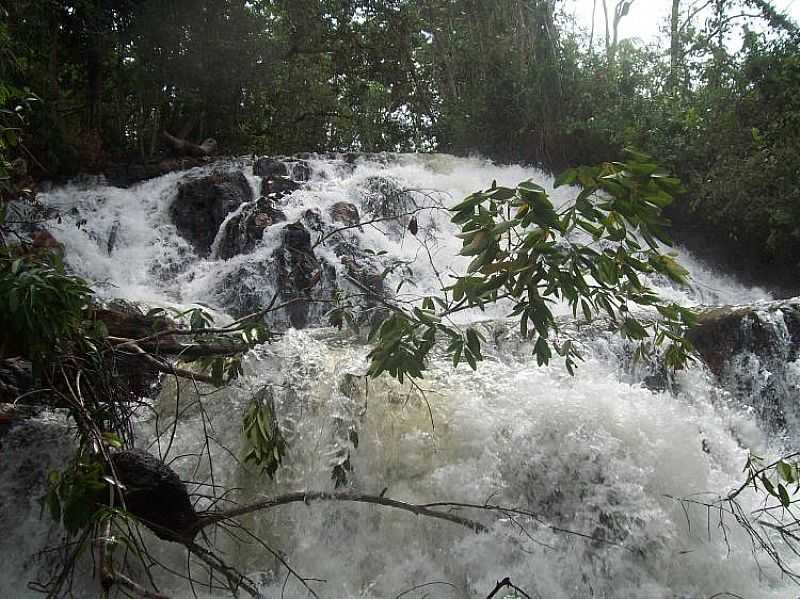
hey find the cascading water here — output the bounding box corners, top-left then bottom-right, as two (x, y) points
(2, 153), (797, 598)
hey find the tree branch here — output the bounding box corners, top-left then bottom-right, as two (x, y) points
(195, 491), (488, 535)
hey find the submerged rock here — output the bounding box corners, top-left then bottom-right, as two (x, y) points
(171, 170), (253, 256)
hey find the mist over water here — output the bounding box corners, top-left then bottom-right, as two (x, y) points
(2, 154), (795, 598)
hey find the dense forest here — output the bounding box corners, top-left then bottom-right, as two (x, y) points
(2, 0), (800, 288)
(5, 2), (800, 598)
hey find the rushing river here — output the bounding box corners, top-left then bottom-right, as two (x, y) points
(1, 154), (796, 598)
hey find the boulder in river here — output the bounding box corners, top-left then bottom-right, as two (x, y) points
(254, 157), (288, 179)
(275, 222), (326, 329)
(0, 359), (33, 405)
(171, 170), (253, 256)
(216, 197), (287, 260)
(688, 299), (800, 431)
(260, 176), (300, 199)
(688, 303), (800, 377)
(288, 160), (311, 181)
(329, 201), (361, 228)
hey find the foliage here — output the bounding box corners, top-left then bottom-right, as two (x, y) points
(742, 452), (800, 509)
(367, 150), (697, 384)
(44, 452), (108, 535)
(0, 250), (93, 361)
(242, 387), (287, 480)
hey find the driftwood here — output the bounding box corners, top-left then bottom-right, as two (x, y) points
(161, 131), (217, 158)
(95, 308), (247, 359)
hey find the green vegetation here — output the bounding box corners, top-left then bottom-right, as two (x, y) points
(367, 150), (696, 385)
(2, 1), (799, 285)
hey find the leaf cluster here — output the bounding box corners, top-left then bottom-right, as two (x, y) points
(44, 451), (109, 535)
(242, 388), (287, 480)
(742, 453), (800, 509)
(0, 249), (93, 362)
(367, 151), (697, 384)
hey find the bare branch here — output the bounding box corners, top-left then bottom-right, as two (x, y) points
(486, 577), (533, 599)
(196, 491), (488, 534)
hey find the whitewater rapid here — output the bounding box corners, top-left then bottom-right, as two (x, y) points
(1, 154), (795, 599)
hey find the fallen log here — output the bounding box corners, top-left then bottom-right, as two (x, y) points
(109, 336), (247, 360)
(94, 307), (248, 358)
(161, 131), (217, 158)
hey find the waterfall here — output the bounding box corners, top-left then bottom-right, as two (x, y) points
(2, 153), (797, 598)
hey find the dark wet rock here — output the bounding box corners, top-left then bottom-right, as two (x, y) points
(0, 359), (33, 404)
(260, 176), (300, 199)
(106, 220), (121, 255)
(30, 226), (65, 257)
(171, 170), (253, 256)
(215, 201), (387, 329)
(688, 305), (786, 377)
(110, 449), (199, 543)
(329, 202), (361, 228)
(275, 222), (325, 329)
(688, 299), (800, 431)
(217, 261), (273, 318)
(288, 160), (311, 181)
(215, 220), (335, 328)
(31, 227), (59, 249)
(301, 207), (387, 326)
(254, 157), (288, 179)
(216, 197), (286, 260)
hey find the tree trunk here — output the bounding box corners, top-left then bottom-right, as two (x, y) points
(669, 0), (681, 92)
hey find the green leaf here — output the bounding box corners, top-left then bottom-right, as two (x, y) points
(779, 483), (792, 507)
(534, 337), (552, 366)
(450, 193), (485, 213)
(762, 474), (777, 497)
(778, 461), (795, 483)
(554, 168), (578, 188)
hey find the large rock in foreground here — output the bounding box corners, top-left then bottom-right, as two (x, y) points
(110, 449), (199, 543)
(171, 170), (253, 256)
